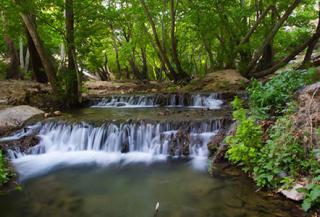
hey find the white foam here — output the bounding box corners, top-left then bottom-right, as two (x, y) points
(12, 151), (168, 181)
(91, 93), (224, 109)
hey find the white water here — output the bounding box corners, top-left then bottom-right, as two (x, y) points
(91, 93), (224, 109)
(7, 120), (221, 180)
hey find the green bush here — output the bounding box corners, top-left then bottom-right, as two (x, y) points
(226, 97), (263, 172)
(0, 151), (9, 185)
(247, 69), (316, 119)
(226, 69), (320, 212)
(253, 116), (306, 188)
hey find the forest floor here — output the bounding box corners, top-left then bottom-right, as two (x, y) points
(85, 69), (248, 97)
(0, 69), (248, 110)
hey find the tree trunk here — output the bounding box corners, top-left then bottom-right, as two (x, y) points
(252, 20), (320, 78)
(169, 0), (190, 82)
(129, 49), (142, 80)
(19, 37), (24, 69)
(142, 23), (173, 80)
(257, 6), (276, 71)
(2, 12), (21, 79)
(203, 40), (214, 69)
(111, 27), (122, 79)
(24, 49), (30, 73)
(247, 0), (301, 73)
(97, 53), (110, 81)
(162, 0), (167, 55)
(140, 0), (180, 82)
(25, 22), (48, 83)
(66, 0), (80, 105)
(300, 3), (320, 69)
(141, 46), (148, 79)
(20, 13), (60, 95)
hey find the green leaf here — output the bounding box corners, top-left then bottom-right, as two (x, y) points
(310, 186), (320, 201)
(302, 198), (312, 211)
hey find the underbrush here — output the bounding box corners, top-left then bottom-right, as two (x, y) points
(226, 69), (320, 212)
(0, 151), (9, 186)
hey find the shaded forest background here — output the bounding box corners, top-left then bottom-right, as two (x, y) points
(0, 0), (319, 104)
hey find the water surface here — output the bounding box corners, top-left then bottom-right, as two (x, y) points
(0, 161), (301, 217)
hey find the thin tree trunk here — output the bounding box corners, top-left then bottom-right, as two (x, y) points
(110, 27), (122, 79)
(20, 13), (60, 94)
(169, 0), (190, 81)
(19, 37), (24, 69)
(129, 49), (142, 80)
(24, 49), (30, 73)
(203, 41), (214, 69)
(66, 0), (80, 105)
(141, 46), (148, 79)
(239, 5), (274, 45)
(247, 0), (301, 73)
(162, 0), (167, 55)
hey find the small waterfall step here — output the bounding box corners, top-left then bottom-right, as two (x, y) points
(89, 93), (224, 109)
(2, 117), (232, 179)
(7, 118), (227, 159)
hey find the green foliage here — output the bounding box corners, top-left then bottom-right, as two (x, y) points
(1, 0), (318, 81)
(227, 68), (320, 212)
(297, 176), (320, 211)
(226, 97), (263, 172)
(0, 151), (9, 185)
(247, 69), (317, 118)
(253, 115), (307, 188)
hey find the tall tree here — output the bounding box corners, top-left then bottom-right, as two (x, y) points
(66, 0), (81, 105)
(19, 6), (61, 95)
(24, 16), (48, 83)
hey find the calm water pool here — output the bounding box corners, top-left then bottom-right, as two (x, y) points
(0, 160), (302, 217)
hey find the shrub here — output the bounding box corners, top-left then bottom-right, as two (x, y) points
(0, 151), (9, 185)
(226, 97), (263, 172)
(226, 69), (320, 212)
(247, 69), (316, 119)
(253, 115), (306, 188)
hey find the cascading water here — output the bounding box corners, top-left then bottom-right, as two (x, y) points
(0, 92), (302, 217)
(0, 92), (228, 180)
(91, 93), (224, 109)
(7, 119), (222, 180)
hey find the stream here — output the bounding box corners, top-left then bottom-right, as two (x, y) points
(0, 93), (302, 217)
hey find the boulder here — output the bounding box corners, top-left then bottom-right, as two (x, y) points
(278, 184), (305, 201)
(44, 112), (52, 118)
(211, 122), (237, 164)
(207, 129), (226, 154)
(0, 105), (44, 136)
(53, 110), (62, 116)
(0, 135), (40, 154)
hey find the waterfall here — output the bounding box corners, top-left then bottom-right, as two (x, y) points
(91, 93), (224, 109)
(5, 119), (222, 179)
